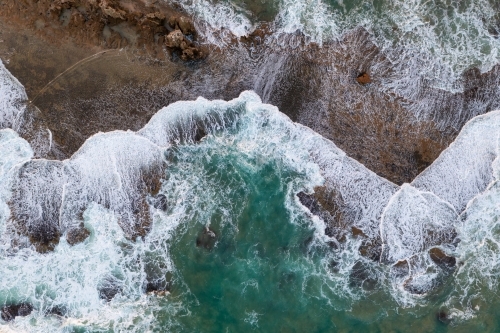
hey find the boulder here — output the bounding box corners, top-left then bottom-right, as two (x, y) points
(66, 223), (91, 246)
(165, 29), (184, 48)
(429, 247), (456, 269)
(356, 72), (371, 84)
(1, 303), (33, 321)
(196, 227), (217, 250)
(98, 276), (123, 302)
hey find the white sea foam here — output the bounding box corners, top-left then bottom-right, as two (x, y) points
(380, 184), (458, 264)
(412, 111), (500, 212)
(1, 86), (500, 328)
(0, 91), (397, 330)
(443, 146), (500, 319)
(170, 0), (499, 94)
(166, 0), (255, 43)
(0, 60), (27, 130)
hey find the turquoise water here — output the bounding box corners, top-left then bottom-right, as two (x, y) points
(129, 135), (500, 332)
(2, 90), (500, 332)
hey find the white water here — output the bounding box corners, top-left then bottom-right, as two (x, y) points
(1, 54), (500, 329)
(169, 0), (500, 94)
(0, 60), (27, 130)
(380, 184), (458, 264)
(0, 89), (398, 331)
(412, 111), (500, 212)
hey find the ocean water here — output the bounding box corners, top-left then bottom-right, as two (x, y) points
(174, 0), (500, 91)
(1, 56), (500, 332)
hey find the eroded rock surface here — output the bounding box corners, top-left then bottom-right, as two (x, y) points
(0, 0), (202, 61)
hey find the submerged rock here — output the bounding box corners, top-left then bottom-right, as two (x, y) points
(358, 239), (382, 262)
(297, 188), (384, 261)
(402, 277), (428, 295)
(437, 309), (451, 324)
(196, 227), (217, 250)
(98, 276), (123, 302)
(151, 194), (168, 211)
(46, 305), (66, 317)
(391, 259), (410, 278)
(349, 261), (377, 290)
(429, 247), (456, 269)
(1, 303), (33, 321)
(29, 229), (61, 253)
(193, 126), (207, 142)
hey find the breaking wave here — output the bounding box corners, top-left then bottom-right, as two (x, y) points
(1, 60), (500, 330)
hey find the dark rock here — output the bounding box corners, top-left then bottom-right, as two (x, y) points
(145, 279), (170, 294)
(402, 273), (442, 295)
(125, 197), (153, 240)
(402, 278), (427, 295)
(196, 227), (217, 250)
(142, 166), (164, 196)
(437, 309), (451, 324)
(297, 191), (322, 216)
(1, 303), (33, 321)
(358, 239), (382, 262)
(328, 259), (339, 273)
(98, 276), (123, 302)
(29, 228), (61, 253)
(351, 226), (367, 238)
(46, 305), (66, 317)
(8, 160), (64, 253)
(240, 24), (272, 45)
(151, 194), (168, 211)
(193, 126), (207, 142)
(429, 247), (456, 269)
(144, 266), (172, 295)
(391, 259), (409, 278)
(66, 223), (90, 245)
(300, 235), (314, 254)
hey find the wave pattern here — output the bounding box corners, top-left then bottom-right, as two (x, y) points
(0, 61), (500, 328)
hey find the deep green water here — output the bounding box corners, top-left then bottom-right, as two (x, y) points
(2, 88), (500, 332)
(136, 138), (500, 333)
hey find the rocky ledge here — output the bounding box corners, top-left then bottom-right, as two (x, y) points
(0, 0), (205, 60)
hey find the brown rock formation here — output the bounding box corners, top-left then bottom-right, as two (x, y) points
(66, 223), (91, 245)
(165, 29), (204, 61)
(356, 72), (371, 84)
(429, 247), (456, 269)
(0, 0), (203, 61)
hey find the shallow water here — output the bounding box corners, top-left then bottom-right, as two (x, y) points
(0, 78), (500, 331)
(174, 0), (499, 91)
(0, 0), (500, 328)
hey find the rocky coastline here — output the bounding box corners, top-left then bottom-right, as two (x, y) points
(1, 0), (500, 300)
